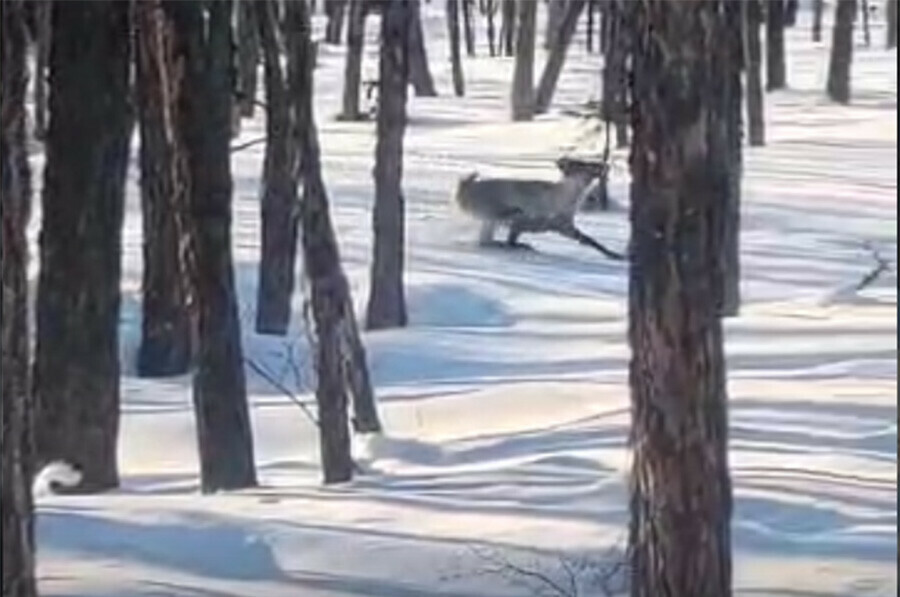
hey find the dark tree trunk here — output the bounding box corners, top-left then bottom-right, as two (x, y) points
(407, 0), (438, 97)
(720, 0), (743, 318)
(545, 0), (567, 49)
(135, 0), (193, 378)
(34, 0), (131, 492)
(744, 0), (765, 146)
(485, 0), (497, 56)
(237, 0), (260, 117)
(340, 0), (368, 120)
(626, 2), (733, 595)
(511, 0), (537, 121)
(169, 0), (258, 493)
(599, 0), (609, 54)
(602, 0), (628, 148)
(766, 0), (787, 90)
(256, 0), (300, 336)
(1, 2), (38, 594)
(325, 0), (348, 45)
(340, 305), (381, 433)
(827, 0), (857, 104)
(586, 0), (596, 53)
(888, 0), (898, 48)
(448, 0), (466, 96)
(367, 0), (410, 329)
(500, 0), (516, 55)
(286, 0), (357, 483)
(535, 0), (587, 114)
(462, 0), (476, 56)
(813, 0), (824, 42)
(784, 0), (798, 26)
(861, 0), (871, 46)
(33, 0), (50, 142)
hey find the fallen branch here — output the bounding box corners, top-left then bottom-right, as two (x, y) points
(245, 356), (319, 428)
(230, 136), (267, 153)
(855, 242), (892, 291)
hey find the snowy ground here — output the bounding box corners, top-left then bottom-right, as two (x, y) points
(32, 5), (896, 597)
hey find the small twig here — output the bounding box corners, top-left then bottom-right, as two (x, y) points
(469, 545), (574, 597)
(245, 356), (319, 428)
(855, 242), (892, 291)
(230, 136), (267, 153)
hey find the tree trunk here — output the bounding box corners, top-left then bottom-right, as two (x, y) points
(367, 0), (410, 330)
(340, 0), (368, 120)
(135, 0), (193, 378)
(256, 0), (300, 336)
(535, 0), (587, 114)
(813, 0), (824, 42)
(784, 0), (798, 26)
(721, 0), (743, 318)
(586, 0), (595, 53)
(34, 0), (131, 492)
(766, 0), (787, 90)
(407, 0), (438, 97)
(511, 0), (537, 121)
(448, 0), (466, 96)
(545, 0), (567, 49)
(602, 0), (628, 148)
(462, 0), (476, 56)
(237, 0), (260, 117)
(485, 0), (497, 56)
(1, 2), (38, 594)
(861, 0), (871, 46)
(827, 0), (857, 104)
(626, 2), (733, 594)
(168, 0), (258, 493)
(743, 0), (765, 146)
(33, 0), (50, 142)
(325, 0), (348, 44)
(500, 0), (516, 55)
(888, 0), (898, 48)
(286, 0), (360, 483)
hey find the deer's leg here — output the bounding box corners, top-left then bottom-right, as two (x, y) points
(478, 220), (496, 246)
(505, 220), (533, 250)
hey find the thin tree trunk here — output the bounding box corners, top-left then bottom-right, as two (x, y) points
(462, 0), (476, 56)
(340, 0), (368, 120)
(407, 0), (438, 97)
(889, 0), (898, 48)
(1, 1), (38, 593)
(237, 1), (260, 117)
(545, 0), (567, 49)
(535, 0), (586, 114)
(340, 302), (381, 433)
(500, 0), (515, 55)
(286, 0), (360, 482)
(34, 0), (131, 492)
(135, 0), (193, 378)
(861, 0), (871, 46)
(256, 0), (300, 336)
(367, 0), (410, 329)
(448, 0), (466, 96)
(721, 0), (743, 318)
(743, 0), (766, 146)
(169, 0), (258, 493)
(827, 0), (857, 104)
(784, 0), (798, 26)
(325, 0), (348, 44)
(511, 0), (537, 121)
(33, 0), (50, 142)
(813, 0), (824, 42)
(485, 0), (497, 56)
(766, 0), (787, 90)
(603, 0), (628, 148)
(627, 2), (733, 594)
(586, 0), (595, 53)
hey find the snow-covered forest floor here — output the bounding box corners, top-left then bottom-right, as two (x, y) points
(31, 5), (896, 597)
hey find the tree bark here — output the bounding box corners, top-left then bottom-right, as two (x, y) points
(626, 1), (734, 595)
(485, 0), (497, 56)
(511, 0), (537, 121)
(1, 1), (38, 594)
(535, 0), (587, 114)
(237, 0), (260, 117)
(813, 0), (824, 42)
(135, 0), (194, 378)
(256, 0), (300, 336)
(340, 0), (369, 120)
(743, 0), (765, 146)
(603, 0), (628, 148)
(168, 0), (258, 493)
(325, 0), (348, 45)
(545, 0), (567, 49)
(784, 0), (798, 26)
(827, 0), (857, 104)
(286, 0), (357, 483)
(34, 0), (131, 492)
(448, 0), (466, 96)
(367, 0), (410, 329)
(766, 0), (787, 90)
(888, 0), (898, 48)
(500, 0), (516, 55)
(407, 0), (438, 97)
(586, 0), (596, 53)
(861, 0), (871, 46)
(462, 0), (476, 56)
(720, 0), (743, 318)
